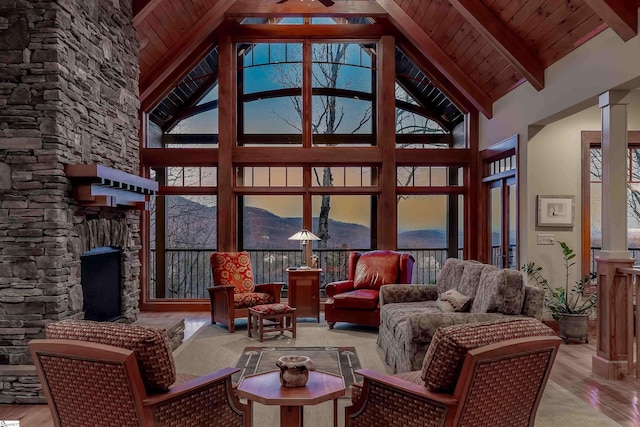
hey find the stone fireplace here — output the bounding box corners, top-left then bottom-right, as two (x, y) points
(0, 0), (141, 402)
(81, 246), (122, 322)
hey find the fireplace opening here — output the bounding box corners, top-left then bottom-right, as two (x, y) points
(80, 247), (122, 322)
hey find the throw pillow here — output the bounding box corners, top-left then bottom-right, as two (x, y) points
(470, 268), (525, 315)
(458, 262), (496, 300)
(436, 297), (455, 313)
(438, 289), (471, 312)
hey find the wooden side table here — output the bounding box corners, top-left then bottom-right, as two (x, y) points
(236, 369), (345, 427)
(286, 268), (321, 322)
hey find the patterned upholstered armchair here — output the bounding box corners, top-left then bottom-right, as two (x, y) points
(346, 318), (561, 427)
(324, 250), (415, 329)
(29, 320), (251, 427)
(209, 251), (284, 333)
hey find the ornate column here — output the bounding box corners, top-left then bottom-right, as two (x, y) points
(593, 90), (633, 380)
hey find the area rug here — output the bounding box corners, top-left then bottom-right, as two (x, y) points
(233, 346), (362, 395)
(173, 322), (620, 427)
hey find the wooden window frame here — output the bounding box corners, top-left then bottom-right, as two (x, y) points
(139, 22), (477, 310)
(580, 131), (640, 283)
(479, 135), (519, 266)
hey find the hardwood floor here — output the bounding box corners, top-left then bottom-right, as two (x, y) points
(1, 312), (638, 426)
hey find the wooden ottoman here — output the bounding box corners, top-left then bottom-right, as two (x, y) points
(248, 303), (297, 342)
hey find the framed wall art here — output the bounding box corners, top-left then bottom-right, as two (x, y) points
(537, 195), (575, 227)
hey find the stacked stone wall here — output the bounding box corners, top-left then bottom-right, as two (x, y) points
(0, 0), (140, 405)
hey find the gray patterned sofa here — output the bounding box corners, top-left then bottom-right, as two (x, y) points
(377, 258), (544, 373)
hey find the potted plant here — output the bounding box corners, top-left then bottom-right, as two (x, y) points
(522, 241), (597, 343)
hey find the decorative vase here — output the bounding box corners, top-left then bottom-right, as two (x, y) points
(276, 355), (316, 388)
(558, 313), (589, 344)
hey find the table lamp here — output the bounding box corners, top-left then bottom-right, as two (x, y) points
(288, 228), (320, 269)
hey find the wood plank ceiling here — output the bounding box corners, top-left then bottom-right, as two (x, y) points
(133, 0), (639, 120)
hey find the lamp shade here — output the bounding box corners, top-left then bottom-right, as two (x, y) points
(288, 229), (320, 242)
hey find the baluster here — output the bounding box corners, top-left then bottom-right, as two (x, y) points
(635, 273), (639, 378)
(627, 271), (634, 376)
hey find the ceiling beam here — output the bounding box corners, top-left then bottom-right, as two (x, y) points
(395, 75), (454, 131)
(376, 0), (492, 118)
(138, 0), (236, 111)
(232, 23), (384, 40)
(447, 0), (545, 91)
(132, 0), (163, 25)
(583, 0), (638, 41)
(163, 74), (219, 132)
(394, 33), (475, 116)
(226, 0), (387, 18)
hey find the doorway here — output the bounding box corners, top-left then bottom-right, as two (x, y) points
(481, 135), (518, 268)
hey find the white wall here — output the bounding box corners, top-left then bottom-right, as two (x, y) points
(525, 106), (599, 283)
(479, 17), (640, 289)
(525, 91), (640, 285)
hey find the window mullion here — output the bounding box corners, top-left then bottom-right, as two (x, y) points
(303, 40), (312, 150)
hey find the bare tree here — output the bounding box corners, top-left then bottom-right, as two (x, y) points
(273, 43), (372, 250)
(395, 85), (450, 201)
(590, 147), (640, 243)
(150, 167), (217, 298)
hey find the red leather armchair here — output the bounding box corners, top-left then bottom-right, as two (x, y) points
(324, 250), (415, 329)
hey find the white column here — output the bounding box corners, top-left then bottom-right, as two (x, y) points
(598, 90), (630, 258)
(593, 90), (633, 380)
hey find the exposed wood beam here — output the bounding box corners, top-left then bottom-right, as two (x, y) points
(447, 0), (545, 91)
(397, 186), (465, 195)
(141, 148), (218, 167)
(161, 133), (219, 146)
(132, 0), (163, 25)
(232, 23), (383, 40)
(164, 74), (219, 132)
(395, 134), (454, 146)
(138, 0), (236, 112)
(377, 0), (493, 118)
(396, 148), (470, 166)
(395, 99), (451, 131)
(377, 35), (397, 249)
(394, 35), (474, 115)
(227, 0), (387, 18)
(583, 0), (638, 41)
(163, 100), (220, 132)
(233, 147), (381, 165)
(236, 186), (381, 195)
(161, 133), (452, 146)
(395, 75), (454, 132)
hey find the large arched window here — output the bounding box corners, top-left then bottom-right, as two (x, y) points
(140, 19), (469, 308)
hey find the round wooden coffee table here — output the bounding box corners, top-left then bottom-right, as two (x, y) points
(236, 369), (345, 427)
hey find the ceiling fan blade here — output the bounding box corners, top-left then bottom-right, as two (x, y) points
(275, 0), (334, 6)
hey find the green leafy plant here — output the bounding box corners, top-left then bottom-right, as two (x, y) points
(522, 241), (597, 320)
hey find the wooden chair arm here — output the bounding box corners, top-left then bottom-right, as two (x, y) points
(209, 285), (235, 295)
(255, 283), (284, 303)
(355, 369), (458, 406)
(144, 367), (251, 427)
(346, 368), (457, 427)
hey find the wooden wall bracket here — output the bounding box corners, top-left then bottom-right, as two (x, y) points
(64, 164), (158, 210)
